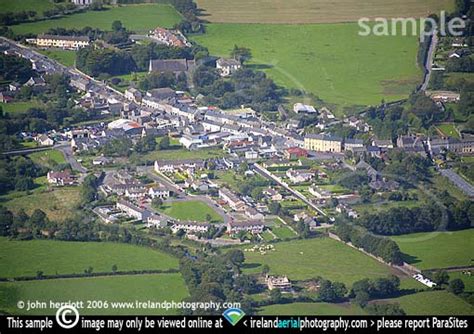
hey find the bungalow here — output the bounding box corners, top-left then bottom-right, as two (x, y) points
(286, 169), (313, 184)
(263, 187), (283, 201)
(116, 199), (150, 221)
(35, 134), (54, 146)
(219, 187), (246, 211)
(227, 220), (265, 234)
(47, 170), (76, 186)
(245, 206), (265, 220)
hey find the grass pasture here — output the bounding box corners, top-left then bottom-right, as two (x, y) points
(37, 49), (76, 67)
(196, 0), (454, 24)
(10, 4), (182, 35)
(0, 273), (188, 315)
(1, 101), (44, 114)
(391, 229), (474, 270)
(377, 290), (474, 315)
(143, 147), (226, 162)
(0, 238), (179, 278)
(29, 149), (66, 167)
(258, 302), (366, 315)
(240, 238), (392, 286)
(157, 200), (223, 223)
(193, 23), (422, 108)
(0, 0), (55, 16)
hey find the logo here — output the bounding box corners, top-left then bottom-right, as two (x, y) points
(222, 308), (245, 326)
(56, 305), (79, 329)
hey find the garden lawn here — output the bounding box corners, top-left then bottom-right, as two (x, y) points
(0, 273), (188, 315)
(37, 49), (76, 67)
(157, 200), (223, 223)
(391, 229), (474, 270)
(240, 238), (392, 286)
(0, 237), (179, 278)
(258, 302), (366, 315)
(10, 4), (181, 35)
(193, 23), (422, 109)
(378, 290), (474, 315)
(437, 123), (460, 139)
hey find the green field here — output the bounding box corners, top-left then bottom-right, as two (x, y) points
(259, 302), (366, 315)
(391, 229), (474, 270)
(436, 123), (460, 139)
(0, 238), (179, 278)
(378, 290), (474, 315)
(196, 0), (453, 24)
(241, 238), (392, 286)
(0, 0), (55, 15)
(157, 200), (223, 223)
(1, 186), (80, 221)
(1, 101), (44, 114)
(37, 49), (76, 67)
(10, 4), (182, 35)
(449, 272), (474, 293)
(193, 23), (422, 108)
(143, 147), (227, 162)
(0, 273), (188, 315)
(29, 149), (66, 167)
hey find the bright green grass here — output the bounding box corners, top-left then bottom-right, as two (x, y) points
(0, 273), (188, 315)
(437, 123), (460, 139)
(0, 0), (55, 15)
(192, 23), (422, 109)
(11, 4), (182, 35)
(1, 101), (44, 114)
(258, 302), (366, 315)
(37, 49), (76, 67)
(391, 229), (474, 270)
(157, 200), (223, 223)
(0, 187), (80, 221)
(241, 238), (391, 286)
(0, 238), (179, 278)
(272, 226), (297, 239)
(380, 290), (474, 315)
(29, 149), (66, 167)
(449, 272), (474, 293)
(143, 147), (227, 162)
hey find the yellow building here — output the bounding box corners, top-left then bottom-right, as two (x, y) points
(304, 134), (342, 152)
(36, 34), (90, 50)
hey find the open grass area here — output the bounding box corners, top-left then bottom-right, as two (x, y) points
(391, 229), (474, 270)
(143, 147), (227, 162)
(157, 200), (223, 223)
(0, 238), (179, 278)
(0, 0), (55, 15)
(258, 302), (366, 315)
(240, 238), (392, 286)
(37, 49), (76, 67)
(193, 23), (422, 109)
(10, 4), (181, 35)
(437, 123), (460, 139)
(29, 149), (66, 168)
(0, 186), (81, 222)
(0, 273), (188, 315)
(377, 290), (474, 315)
(449, 272), (474, 293)
(196, 0), (453, 24)
(1, 101), (44, 114)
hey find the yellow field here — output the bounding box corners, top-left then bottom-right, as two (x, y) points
(196, 0), (454, 24)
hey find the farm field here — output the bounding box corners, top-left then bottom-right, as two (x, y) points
(10, 4), (181, 35)
(0, 186), (80, 221)
(378, 290), (474, 315)
(0, 273), (188, 315)
(240, 238), (392, 286)
(144, 147), (226, 162)
(157, 200), (223, 223)
(37, 49), (76, 67)
(196, 0), (454, 24)
(29, 149), (66, 168)
(0, 238), (179, 278)
(192, 23), (422, 108)
(391, 229), (474, 270)
(0, 101), (44, 114)
(258, 302), (366, 315)
(0, 0), (55, 15)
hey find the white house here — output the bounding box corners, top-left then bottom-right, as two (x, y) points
(216, 58), (241, 77)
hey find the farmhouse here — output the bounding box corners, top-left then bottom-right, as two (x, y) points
(47, 170), (75, 186)
(116, 199), (150, 221)
(265, 275), (292, 291)
(304, 134), (342, 153)
(216, 58), (241, 77)
(35, 34), (90, 50)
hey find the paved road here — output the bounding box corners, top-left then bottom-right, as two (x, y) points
(55, 142), (88, 174)
(439, 168), (474, 198)
(252, 163), (327, 217)
(1, 147), (52, 155)
(420, 30), (438, 92)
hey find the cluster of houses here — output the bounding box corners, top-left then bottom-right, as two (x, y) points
(1, 75), (46, 103)
(27, 34), (90, 50)
(148, 27), (191, 48)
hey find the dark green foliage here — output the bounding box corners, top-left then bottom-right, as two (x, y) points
(366, 303), (406, 315)
(76, 47), (136, 76)
(318, 279), (347, 302)
(448, 278), (465, 294)
(0, 54), (35, 83)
